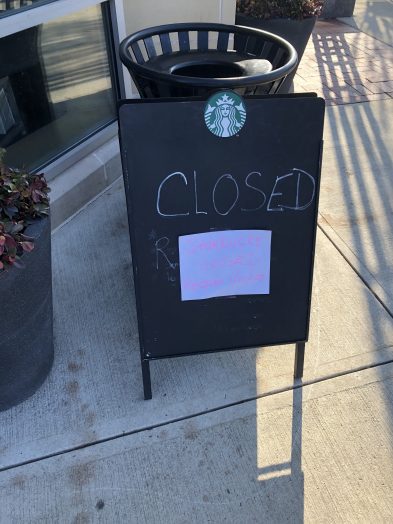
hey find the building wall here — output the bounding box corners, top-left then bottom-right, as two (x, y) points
(123, 0), (236, 33)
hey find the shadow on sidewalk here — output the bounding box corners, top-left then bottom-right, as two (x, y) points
(254, 385), (304, 522)
(352, 0), (393, 45)
(311, 20), (393, 437)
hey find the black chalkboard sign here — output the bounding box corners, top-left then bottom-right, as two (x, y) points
(118, 93), (324, 399)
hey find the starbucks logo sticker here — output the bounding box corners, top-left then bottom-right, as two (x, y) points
(204, 91), (246, 138)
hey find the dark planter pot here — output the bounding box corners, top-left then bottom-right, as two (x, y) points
(320, 0), (356, 19)
(0, 217), (53, 411)
(236, 14), (316, 93)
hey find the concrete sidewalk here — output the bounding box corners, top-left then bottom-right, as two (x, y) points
(1, 9), (393, 524)
(2, 365), (393, 522)
(342, 0), (393, 45)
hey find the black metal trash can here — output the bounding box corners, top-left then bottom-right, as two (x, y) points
(119, 22), (297, 98)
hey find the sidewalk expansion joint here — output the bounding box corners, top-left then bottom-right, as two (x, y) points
(1, 358), (393, 475)
(317, 222), (393, 319)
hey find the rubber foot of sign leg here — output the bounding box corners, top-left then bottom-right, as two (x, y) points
(142, 360), (152, 400)
(294, 342), (305, 379)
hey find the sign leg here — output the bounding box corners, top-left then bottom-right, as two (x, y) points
(142, 360), (152, 400)
(294, 342), (305, 379)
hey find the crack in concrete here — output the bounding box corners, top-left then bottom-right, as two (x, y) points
(1, 357), (393, 475)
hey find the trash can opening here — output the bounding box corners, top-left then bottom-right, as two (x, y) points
(171, 61), (243, 78)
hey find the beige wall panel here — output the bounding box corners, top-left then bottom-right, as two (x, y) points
(221, 0), (237, 24)
(123, 0), (236, 34)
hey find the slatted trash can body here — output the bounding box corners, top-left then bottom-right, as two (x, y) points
(119, 22), (297, 98)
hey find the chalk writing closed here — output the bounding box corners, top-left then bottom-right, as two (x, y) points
(156, 168), (315, 218)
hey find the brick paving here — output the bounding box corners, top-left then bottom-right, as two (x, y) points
(295, 19), (393, 105)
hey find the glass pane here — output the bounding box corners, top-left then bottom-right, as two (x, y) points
(0, 4), (116, 170)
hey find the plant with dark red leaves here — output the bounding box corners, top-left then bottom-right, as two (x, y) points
(236, 0), (324, 20)
(0, 149), (49, 271)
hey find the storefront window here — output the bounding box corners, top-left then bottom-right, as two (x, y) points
(0, 3), (117, 170)
(0, 1), (50, 17)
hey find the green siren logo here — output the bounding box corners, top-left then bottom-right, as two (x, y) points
(204, 91), (246, 138)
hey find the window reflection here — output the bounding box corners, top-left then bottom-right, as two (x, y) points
(0, 0), (52, 16)
(0, 4), (116, 170)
